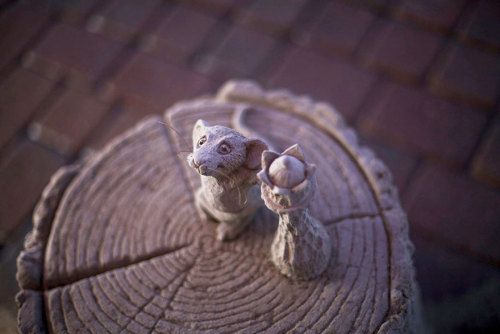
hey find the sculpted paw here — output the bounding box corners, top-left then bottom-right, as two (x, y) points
(216, 222), (248, 241)
(197, 206), (210, 222)
(194, 188), (212, 222)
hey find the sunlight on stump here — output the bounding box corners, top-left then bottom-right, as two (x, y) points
(16, 81), (423, 333)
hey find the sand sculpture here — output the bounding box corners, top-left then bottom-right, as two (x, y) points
(187, 120), (268, 241)
(188, 116), (332, 279)
(17, 81), (422, 333)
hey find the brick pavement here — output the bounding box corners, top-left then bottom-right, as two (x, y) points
(1, 0), (499, 332)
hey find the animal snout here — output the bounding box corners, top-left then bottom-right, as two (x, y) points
(192, 157), (209, 175)
(192, 157), (204, 169)
(198, 164), (208, 174)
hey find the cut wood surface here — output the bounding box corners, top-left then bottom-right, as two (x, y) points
(17, 81), (421, 333)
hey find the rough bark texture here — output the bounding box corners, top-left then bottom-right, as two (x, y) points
(17, 80), (421, 333)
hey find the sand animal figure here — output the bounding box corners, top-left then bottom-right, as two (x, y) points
(187, 120), (268, 241)
(258, 144), (332, 280)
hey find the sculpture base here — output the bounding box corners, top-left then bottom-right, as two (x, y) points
(17, 81), (423, 333)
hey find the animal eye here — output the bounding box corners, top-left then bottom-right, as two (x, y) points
(218, 143), (231, 155)
(198, 136), (207, 147)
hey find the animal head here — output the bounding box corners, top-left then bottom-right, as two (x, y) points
(187, 119), (268, 178)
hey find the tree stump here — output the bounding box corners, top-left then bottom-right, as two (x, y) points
(17, 81), (422, 333)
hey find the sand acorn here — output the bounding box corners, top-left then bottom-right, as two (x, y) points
(257, 144), (332, 280)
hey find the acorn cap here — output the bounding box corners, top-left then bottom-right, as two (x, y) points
(268, 155), (306, 188)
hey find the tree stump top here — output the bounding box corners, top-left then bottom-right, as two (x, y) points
(17, 81), (420, 333)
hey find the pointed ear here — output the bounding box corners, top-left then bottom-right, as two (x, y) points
(282, 144), (305, 162)
(262, 150), (280, 170)
(192, 119), (210, 143)
(244, 138), (268, 170)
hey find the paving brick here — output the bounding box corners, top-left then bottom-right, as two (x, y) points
(0, 217), (33, 319)
(0, 5), (51, 71)
(29, 89), (110, 155)
(404, 164), (500, 264)
(339, 0), (389, 11)
(0, 305), (17, 334)
(86, 0), (163, 42)
(58, 0), (102, 25)
(430, 44), (500, 109)
(268, 47), (376, 120)
(23, 22), (123, 90)
(359, 81), (487, 166)
(176, 0), (246, 16)
(293, 2), (375, 56)
(235, 0), (307, 36)
(360, 137), (417, 192)
(457, 0), (500, 51)
(425, 279), (500, 333)
(195, 24), (277, 81)
(139, 5), (218, 63)
(359, 19), (442, 82)
(472, 118), (500, 188)
(106, 53), (215, 110)
(0, 139), (65, 243)
(0, 69), (55, 149)
(411, 233), (499, 301)
(392, 0), (465, 32)
(85, 100), (160, 151)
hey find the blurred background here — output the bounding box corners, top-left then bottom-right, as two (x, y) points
(0, 0), (499, 332)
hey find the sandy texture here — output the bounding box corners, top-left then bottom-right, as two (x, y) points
(17, 81), (421, 333)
